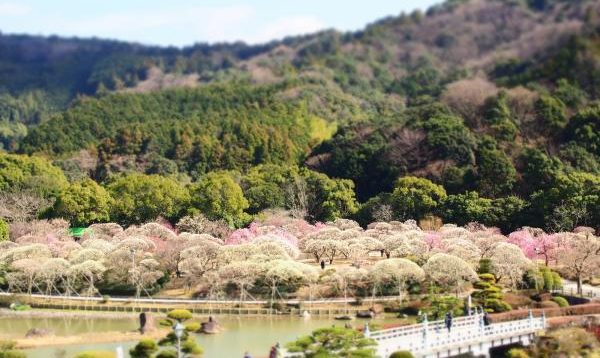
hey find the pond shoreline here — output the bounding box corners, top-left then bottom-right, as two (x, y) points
(15, 329), (169, 349)
(0, 308), (140, 320)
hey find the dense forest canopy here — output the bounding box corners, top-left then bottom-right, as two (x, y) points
(0, 0), (600, 232)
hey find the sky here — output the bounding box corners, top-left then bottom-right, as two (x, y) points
(0, 0), (442, 47)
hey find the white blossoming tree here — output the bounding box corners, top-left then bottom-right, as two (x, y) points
(489, 243), (532, 289)
(67, 260), (106, 296)
(557, 232), (600, 295)
(369, 258), (425, 301)
(423, 253), (478, 295)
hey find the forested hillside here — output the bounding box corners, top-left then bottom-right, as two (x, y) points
(1, 0), (599, 233)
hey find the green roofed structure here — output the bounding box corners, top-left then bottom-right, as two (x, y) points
(69, 227), (88, 238)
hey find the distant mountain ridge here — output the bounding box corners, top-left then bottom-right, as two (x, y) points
(0, 0), (591, 101)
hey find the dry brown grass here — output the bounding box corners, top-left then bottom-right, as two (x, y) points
(14, 328), (169, 349)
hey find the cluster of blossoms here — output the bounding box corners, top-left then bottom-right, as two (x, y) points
(1, 215), (598, 300)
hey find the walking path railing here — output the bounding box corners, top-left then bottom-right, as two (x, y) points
(368, 310), (546, 357)
(0, 291), (402, 305)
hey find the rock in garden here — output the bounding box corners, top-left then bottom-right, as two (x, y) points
(25, 328), (53, 338)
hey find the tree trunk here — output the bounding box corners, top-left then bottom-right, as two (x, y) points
(271, 281), (276, 311)
(344, 287), (348, 315)
(577, 276), (583, 296)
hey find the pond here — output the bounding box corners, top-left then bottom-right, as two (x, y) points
(0, 313), (401, 358)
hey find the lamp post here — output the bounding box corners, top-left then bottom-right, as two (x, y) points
(173, 322), (185, 358)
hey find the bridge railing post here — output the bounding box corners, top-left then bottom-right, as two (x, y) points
(478, 307), (484, 336)
(422, 314), (429, 350)
(541, 310), (546, 329)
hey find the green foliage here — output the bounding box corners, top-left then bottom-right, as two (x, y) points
(439, 191), (525, 229)
(242, 164), (295, 213)
(391, 59), (443, 98)
(391, 176), (447, 221)
(132, 323), (203, 358)
(303, 170), (359, 222)
(535, 95), (567, 132)
(312, 122), (400, 200)
(485, 91), (518, 141)
(422, 295), (464, 320)
(158, 333), (203, 356)
(2, 2), (600, 234)
(524, 269), (544, 291)
(166, 309), (193, 322)
(74, 351), (115, 358)
(552, 272), (563, 289)
(473, 281), (491, 290)
(475, 140), (517, 197)
(552, 296), (569, 307)
(189, 171), (250, 228)
(389, 352), (415, 358)
(51, 179), (112, 226)
(478, 261), (493, 276)
(22, 84), (316, 176)
(525, 327), (600, 356)
(0, 152), (68, 198)
(559, 143), (600, 173)
(478, 273), (496, 282)
(554, 79), (587, 108)
(155, 349), (178, 358)
(286, 326), (377, 358)
(0, 340), (25, 358)
(107, 173), (190, 225)
(507, 348), (531, 358)
(542, 267), (555, 291)
(527, 170), (600, 231)
(484, 299), (512, 313)
(566, 104), (600, 157)
(352, 193), (394, 226)
(9, 303), (30, 311)
(129, 338), (158, 358)
(472, 274), (512, 312)
(185, 322), (201, 332)
(0, 219), (8, 242)
(159, 319), (173, 327)
(420, 113), (475, 165)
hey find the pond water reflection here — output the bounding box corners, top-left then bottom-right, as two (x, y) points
(6, 314), (399, 358)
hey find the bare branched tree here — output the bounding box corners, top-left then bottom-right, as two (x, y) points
(0, 191), (52, 223)
(285, 177), (308, 220)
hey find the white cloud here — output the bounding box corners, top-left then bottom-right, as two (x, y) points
(0, 2), (31, 16)
(60, 4), (256, 44)
(250, 15), (326, 43)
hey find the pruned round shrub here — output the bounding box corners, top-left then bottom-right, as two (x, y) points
(185, 322), (201, 332)
(129, 338), (157, 358)
(478, 273), (496, 282)
(155, 349), (177, 358)
(390, 351), (415, 358)
(158, 319), (172, 327)
(485, 299), (512, 312)
(485, 292), (503, 300)
(166, 309), (192, 322)
(551, 296), (569, 308)
(473, 281), (491, 290)
(75, 351), (115, 358)
(485, 286), (501, 293)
